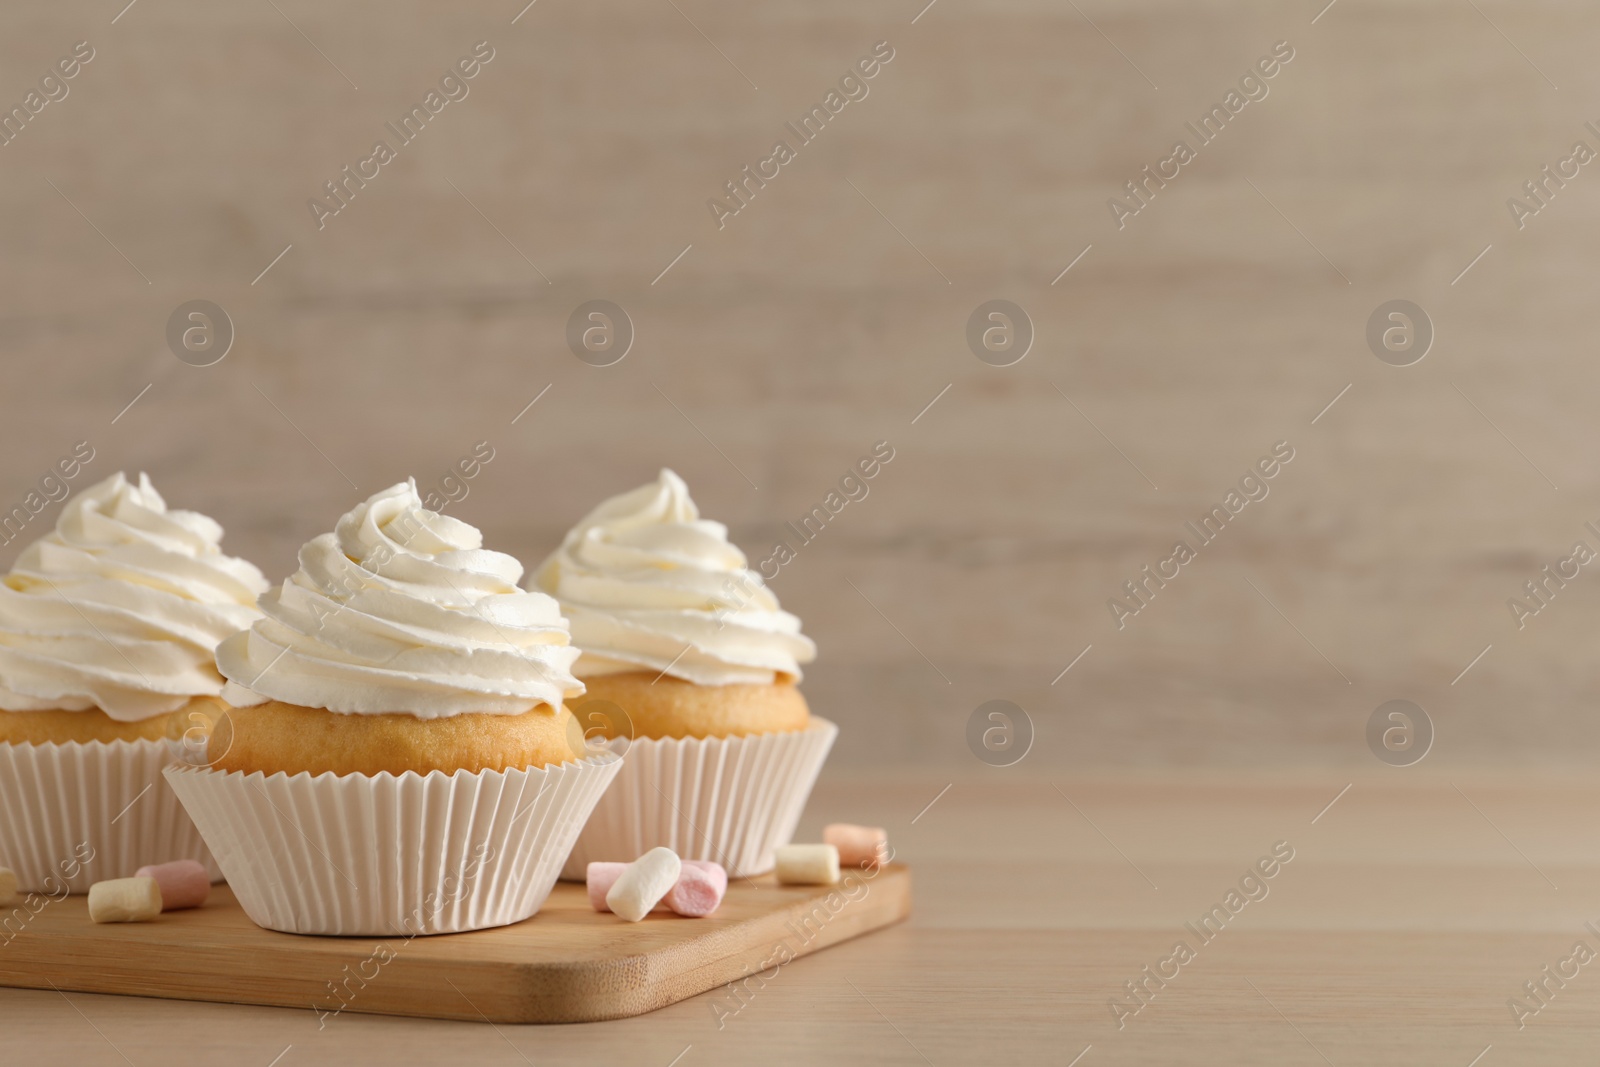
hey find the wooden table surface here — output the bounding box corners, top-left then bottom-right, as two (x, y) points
(10, 768), (1600, 1065)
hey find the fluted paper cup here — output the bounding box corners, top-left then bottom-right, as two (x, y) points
(0, 739), (219, 894)
(165, 753), (620, 936)
(562, 717), (837, 879)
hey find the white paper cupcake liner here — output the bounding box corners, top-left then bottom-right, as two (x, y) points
(165, 753), (620, 936)
(0, 739), (220, 894)
(561, 717), (837, 880)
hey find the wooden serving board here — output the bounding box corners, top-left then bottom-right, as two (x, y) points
(0, 864), (910, 1024)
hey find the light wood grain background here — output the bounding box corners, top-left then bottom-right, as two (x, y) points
(1, 0), (1595, 772)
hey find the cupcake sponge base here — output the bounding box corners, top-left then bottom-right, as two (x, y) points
(207, 701), (577, 777)
(575, 673), (809, 740)
(0, 698), (224, 746)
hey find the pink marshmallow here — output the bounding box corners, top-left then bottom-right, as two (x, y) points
(666, 860), (727, 917)
(586, 862), (627, 912)
(824, 824), (889, 871)
(133, 860), (210, 911)
(681, 859), (722, 876)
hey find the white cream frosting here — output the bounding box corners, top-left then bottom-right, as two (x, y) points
(533, 469), (816, 685)
(217, 480), (582, 718)
(0, 472), (268, 721)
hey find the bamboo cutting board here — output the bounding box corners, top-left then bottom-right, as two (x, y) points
(0, 865), (910, 1023)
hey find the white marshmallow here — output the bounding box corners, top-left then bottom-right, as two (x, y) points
(775, 843), (840, 885)
(606, 847), (682, 922)
(88, 877), (163, 923)
(0, 867), (18, 907)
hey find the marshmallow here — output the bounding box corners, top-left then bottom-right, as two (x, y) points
(586, 862), (627, 912)
(88, 877), (163, 923)
(824, 824), (889, 871)
(593, 858), (727, 918)
(0, 867), (17, 908)
(775, 844), (840, 886)
(666, 860), (727, 917)
(134, 860), (210, 911)
(606, 847), (681, 922)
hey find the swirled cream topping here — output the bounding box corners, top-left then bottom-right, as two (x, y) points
(218, 480), (581, 717)
(533, 469), (816, 685)
(0, 472), (268, 721)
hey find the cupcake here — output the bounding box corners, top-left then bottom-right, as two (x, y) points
(167, 480), (619, 935)
(535, 469), (835, 877)
(0, 472), (267, 893)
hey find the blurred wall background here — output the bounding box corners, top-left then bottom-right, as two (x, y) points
(1, 0), (1595, 771)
